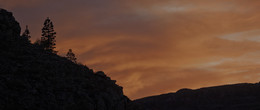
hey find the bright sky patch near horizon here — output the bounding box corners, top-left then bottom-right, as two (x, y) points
(2, 0), (260, 99)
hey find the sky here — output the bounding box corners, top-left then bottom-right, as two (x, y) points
(2, 0), (260, 100)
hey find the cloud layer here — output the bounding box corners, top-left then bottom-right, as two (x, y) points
(3, 0), (260, 99)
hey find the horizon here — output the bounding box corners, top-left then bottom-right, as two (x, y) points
(2, 0), (260, 100)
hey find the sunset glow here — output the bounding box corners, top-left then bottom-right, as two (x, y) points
(2, 0), (260, 99)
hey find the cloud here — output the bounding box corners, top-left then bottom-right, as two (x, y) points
(220, 30), (260, 42)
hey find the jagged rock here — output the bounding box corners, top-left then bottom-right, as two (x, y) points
(0, 9), (20, 37)
(0, 8), (129, 110)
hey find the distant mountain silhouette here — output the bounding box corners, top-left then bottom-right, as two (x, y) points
(0, 8), (129, 110)
(128, 83), (260, 110)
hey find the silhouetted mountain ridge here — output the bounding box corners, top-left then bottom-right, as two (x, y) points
(128, 82), (260, 110)
(0, 8), (129, 110)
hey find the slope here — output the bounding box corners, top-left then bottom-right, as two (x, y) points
(0, 9), (129, 110)
(129, 83), (260, 110)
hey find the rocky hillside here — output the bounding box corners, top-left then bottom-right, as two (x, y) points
(129, 83), (260, 110)
(0, 9), (129, 110)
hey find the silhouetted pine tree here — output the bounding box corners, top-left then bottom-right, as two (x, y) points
(66, 49), (77, 63)
(41, 17), (57, 53)
(21, 25), (31, 41)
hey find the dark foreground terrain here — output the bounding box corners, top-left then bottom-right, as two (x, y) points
(0, 9), (129, 110)
(129, 83), (260, 110)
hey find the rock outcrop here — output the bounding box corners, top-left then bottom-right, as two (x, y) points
(129, 83), (260, 110)
(0, 8), (129, 110)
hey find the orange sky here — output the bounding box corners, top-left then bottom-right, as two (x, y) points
(2, 0), (260, 99)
